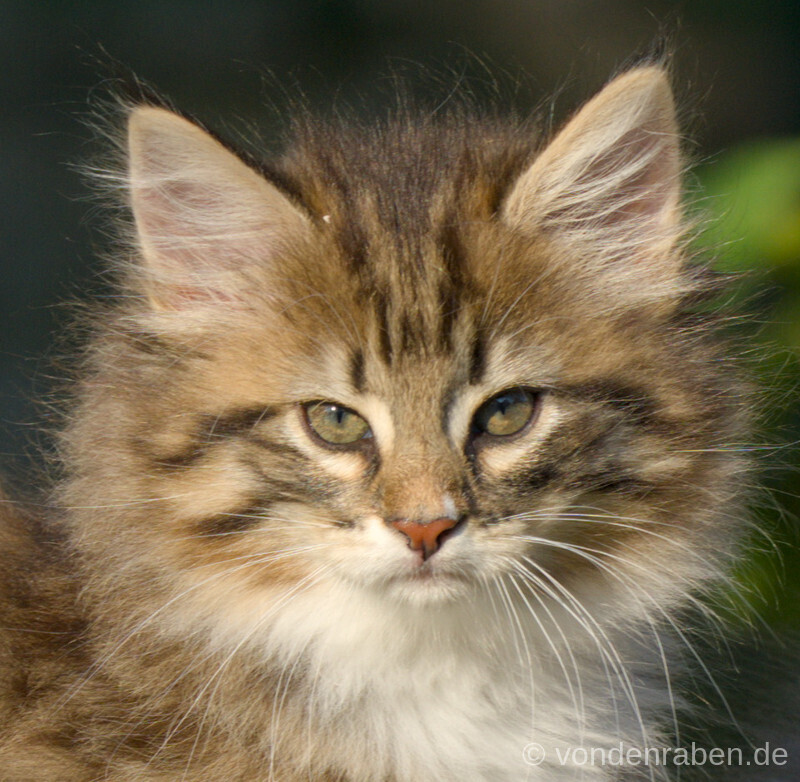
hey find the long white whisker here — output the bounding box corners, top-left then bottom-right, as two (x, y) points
(503, 561), (587, 737)
(515, 554), (647, 744)
(516, 534), (745, 739)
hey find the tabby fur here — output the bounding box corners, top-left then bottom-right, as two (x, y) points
(0, 66), (749, 781)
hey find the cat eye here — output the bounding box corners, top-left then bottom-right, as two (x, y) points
(303, 401), (372, 446)
(472, 388), (538, 439)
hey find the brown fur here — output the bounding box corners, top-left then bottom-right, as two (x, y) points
(0, 67), (751, 781)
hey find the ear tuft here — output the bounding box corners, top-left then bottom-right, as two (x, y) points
(127, 107), (308, 310)
(502, 67), (683, 296)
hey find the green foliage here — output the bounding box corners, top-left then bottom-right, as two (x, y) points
(698, 138), (800, 626)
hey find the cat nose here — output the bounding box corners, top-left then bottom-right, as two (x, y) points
(387, 517), (462, 560)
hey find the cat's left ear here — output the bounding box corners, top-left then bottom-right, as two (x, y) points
(502, 67), (682, 294)
(127, 107), (310, 310)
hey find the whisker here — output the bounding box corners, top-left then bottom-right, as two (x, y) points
(57, 543), (333, 710)
(178, 565), (334, 779)
(515, 554), (648, 744)
(515, 535), (746, 739)
(503, 561), (587, 736)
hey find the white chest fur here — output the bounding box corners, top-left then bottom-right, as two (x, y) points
(252, 581), (667, 782)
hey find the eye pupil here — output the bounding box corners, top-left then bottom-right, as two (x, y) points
(473, 388), (536, 439)
(495, 396), (513, 414)
(304, 402), (371, 446)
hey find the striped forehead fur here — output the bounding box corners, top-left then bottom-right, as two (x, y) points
(267, 111), (541, 369)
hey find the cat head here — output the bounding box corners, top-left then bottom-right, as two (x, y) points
(66, 67), (746, 629)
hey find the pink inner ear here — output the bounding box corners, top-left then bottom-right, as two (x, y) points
(162, 284), (242, 307)
(503, 68), (682, 263)
(131, 173), (278, 310)
(602, 133), (677, 226)
(135, 177), (261, 261)
(546, 127), (678, 233)
(128, 107), (311, 312)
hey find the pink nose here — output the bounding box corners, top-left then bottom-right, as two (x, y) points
(388, 517), (461, 560)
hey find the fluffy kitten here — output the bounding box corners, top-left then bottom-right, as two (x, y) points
(0, 66), (751, 781)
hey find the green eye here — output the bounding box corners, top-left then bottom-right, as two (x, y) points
(473, 388), (537, 438)
(304, 402), (371, 446)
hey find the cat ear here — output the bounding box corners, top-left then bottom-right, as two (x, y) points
(127, 107), (309, 310)
(502, 67), (682, 295)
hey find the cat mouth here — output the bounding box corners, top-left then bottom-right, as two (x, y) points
(381, 567), (471, 604)
(405, 565), (439, 581)
(390, 560), (470, 588)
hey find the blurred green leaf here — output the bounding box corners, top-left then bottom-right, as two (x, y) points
(698, 138), (800, 272)
(696, 139), (800, 627)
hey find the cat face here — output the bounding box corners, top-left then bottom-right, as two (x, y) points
(66, 69), (745, 635)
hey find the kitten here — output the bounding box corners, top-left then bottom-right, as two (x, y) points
(0, 65), (752, 781)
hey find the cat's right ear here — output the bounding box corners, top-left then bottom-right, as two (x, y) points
(127, 107), (309, 310)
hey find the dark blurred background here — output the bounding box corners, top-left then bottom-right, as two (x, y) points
(1, 0), (800, 769)
(2, 0), (799, 616)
